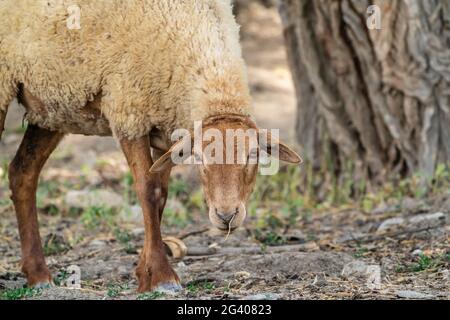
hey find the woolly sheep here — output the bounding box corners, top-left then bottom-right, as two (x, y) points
(0, 0), (301, 293)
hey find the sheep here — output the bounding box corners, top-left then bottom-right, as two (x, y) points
(0, 0), (302, 293)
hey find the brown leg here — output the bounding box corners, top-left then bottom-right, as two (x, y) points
(120, 136), (179, 293)
(152, 149), (172, 222)
(9, 125), (64, 287)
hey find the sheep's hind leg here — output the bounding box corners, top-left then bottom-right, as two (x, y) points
(120, 136), (181, 294)
(9, 125), (64, 287)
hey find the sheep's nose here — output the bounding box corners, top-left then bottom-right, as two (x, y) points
(215, 209), (238, 224)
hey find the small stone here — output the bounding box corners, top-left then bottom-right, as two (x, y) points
(397, 290), (434, 299)
(377, 212), (448, 236)
(411, 249), (423, 257)
(377, 217), (405, 233)
(408, 212), (447, 229)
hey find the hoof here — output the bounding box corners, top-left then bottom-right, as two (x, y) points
(163, 237), (187, 259)
(32, 281), (54, 289)
(154, 282), (182, 295)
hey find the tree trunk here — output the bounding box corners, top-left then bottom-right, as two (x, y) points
(278, 0), (450, 189)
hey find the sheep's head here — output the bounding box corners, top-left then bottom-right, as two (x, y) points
(149, 115), (302, 233)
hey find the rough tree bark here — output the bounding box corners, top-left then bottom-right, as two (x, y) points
(278, 0), (450, 188)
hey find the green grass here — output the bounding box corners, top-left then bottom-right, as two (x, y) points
(43, 235), (71, 256)
(187, 189), (206, 210)
(81, 206), (115, 229)
(162, 206), (189, 228)
(168, 179), (189, 197)
(137, 291), (165, 300)
(396, 253), (449, 273)
(106, 283), (129, 298)
(252, 229), (286, 246)
(353, 246), (369, 259)
(113, 227), (136, 254)
(249, 162), (450, 221)
(0, 287), (43, 300)
(245, 163), (448, 249)
(409, 254), (436, 272)
(186, 280), (216, 294)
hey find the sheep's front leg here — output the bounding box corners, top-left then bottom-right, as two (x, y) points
(120, 137), (180, 293)
(9, 125), (64, 287)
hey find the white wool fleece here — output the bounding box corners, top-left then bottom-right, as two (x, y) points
(0, 0), (253, 139)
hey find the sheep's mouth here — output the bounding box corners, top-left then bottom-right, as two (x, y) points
(216, 226), (238, 232)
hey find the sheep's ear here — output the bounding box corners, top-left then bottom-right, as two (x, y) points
(149, 137), (192, 173)
(260, 137), (303, 164)
(272, 141), (303, 164)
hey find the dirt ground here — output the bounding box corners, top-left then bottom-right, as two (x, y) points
(0, 4), (449, 300)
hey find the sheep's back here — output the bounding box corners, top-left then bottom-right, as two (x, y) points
(0, 0), (251, 139)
